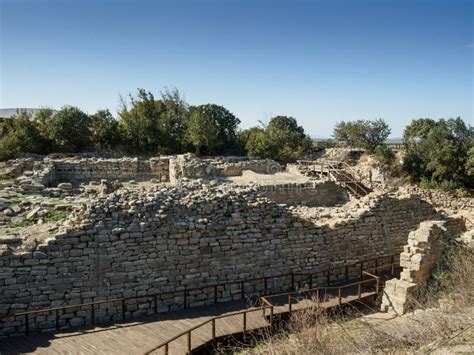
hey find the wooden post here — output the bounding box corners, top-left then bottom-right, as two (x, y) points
(270, 306), (274, 328)
(243, 312), (247, 333)
(288, 295), (292, 313)
(187, 331), (192, 354)
(375, 258), (378, 275)
(358, 283), (362, 299)
(122, 299), (126, 320)
(164, 343), (169, 355)
(91, 304), (95, 324)
(338, 288), (342, 306)
(376, 278), (380, 294)
(184, 286), (187, 309)
(360, 263), (364, 279)
(55, 309), (59, 330)
(309, 274), (313, 289)
(212, 318), (216, 341)
(316, 288), (320, 306)
(25, 314), (29, 335)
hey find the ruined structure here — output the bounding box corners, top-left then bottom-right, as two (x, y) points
(0, 184), (445, 336)
(0, 152), (471, 337)
(381, 220), (464, 314)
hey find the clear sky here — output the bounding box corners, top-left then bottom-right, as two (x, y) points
(1, 0), (472, 138)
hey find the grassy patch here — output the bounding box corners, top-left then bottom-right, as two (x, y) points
(43, 212), (68, 223)
(7, 219), (35, 229)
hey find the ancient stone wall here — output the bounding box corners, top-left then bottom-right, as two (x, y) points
(381, 219), (464, 315)
(169, 154), (281, 183)
(0, 187), (442, 336)
(258, 181), (350, 206)
(50, 157), (170, 184)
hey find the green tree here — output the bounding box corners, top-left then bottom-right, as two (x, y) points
(0, 110), (46, 159)
(185, 110), (219, 156)
(44, 106), (92, 152)
(241, 127), (271, 158)
(241, 116), (311, 162)
(91, 109), (120, 151)
(160, 88), (189, 152)
(266, 116), (313, 162)
(119, 89), (166, 153)
(403, 117), (473, 188)
(363, 119), (391, 153)
(190, 104), (241, 154)
(333, 119), (391, 152)
(118, 88), (190, 154)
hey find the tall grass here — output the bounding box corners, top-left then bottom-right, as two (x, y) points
(237, 245), (474, 354)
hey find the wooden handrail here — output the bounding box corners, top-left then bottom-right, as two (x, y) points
(10, 254), (399, 337)
(144, 305), (273, 355)
(261, 277), (377, 302)
(145, 261), (398, 354)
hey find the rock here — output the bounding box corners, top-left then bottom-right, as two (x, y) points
(26, 207), (41, 220)
(3, 208), (14, 217)
(0, 235), (22, 245)
(57, 183), (72, 190)
(21, 183), (45, 191)
(11, 205), (22, 214)
(33, 251), (47, 259)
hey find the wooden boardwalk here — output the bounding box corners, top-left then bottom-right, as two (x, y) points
(0, 300), (257, 355)
(0, 290), (375, 355)
(0, 262), (395, 355)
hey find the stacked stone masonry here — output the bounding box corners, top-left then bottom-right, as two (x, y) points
(381, 220), (464, 315)
(0, 184), (447, 337)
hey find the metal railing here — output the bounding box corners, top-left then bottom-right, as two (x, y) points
(7, 254), (398, 336)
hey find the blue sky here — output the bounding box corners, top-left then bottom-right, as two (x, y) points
(1, 0), (472, 137)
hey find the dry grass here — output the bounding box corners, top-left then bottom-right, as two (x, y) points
(235, 245), (474, 355)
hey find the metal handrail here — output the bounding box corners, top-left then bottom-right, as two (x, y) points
(8, 254), (399, 335)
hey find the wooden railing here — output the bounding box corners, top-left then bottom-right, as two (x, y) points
(7, 254), (398, 336)
(261, 275), (379, 314)
(145, 261), (398, 355)
(144, 305), (274, 355)
(260, 263), (398, 314)
(325, 161), (370, 197)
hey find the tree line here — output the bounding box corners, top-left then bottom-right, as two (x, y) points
(334, 117), (473, 189)
(1, 87), (472, 189)
(0, 88), (311, 163)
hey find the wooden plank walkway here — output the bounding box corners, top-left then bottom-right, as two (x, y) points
(0, 278), (384, 354)
(0, 300), (262, 355)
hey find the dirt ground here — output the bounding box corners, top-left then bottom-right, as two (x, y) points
(226, 170), (310, 185)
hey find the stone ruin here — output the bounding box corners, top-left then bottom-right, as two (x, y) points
(381, 219), (465, 315)
(0, 150), (471, 337)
